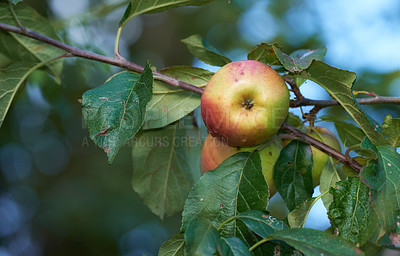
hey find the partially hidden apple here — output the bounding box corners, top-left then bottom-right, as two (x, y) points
(200, 134), (283, 197)
(201, 60), (290, 147)
(305, 126), (341, 186)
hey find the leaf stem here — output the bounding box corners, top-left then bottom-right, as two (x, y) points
(217, 216), (236, 231)
(249, 237), (273, 251)
(114, 27), (123, 58)
(8, 1), (26, 32)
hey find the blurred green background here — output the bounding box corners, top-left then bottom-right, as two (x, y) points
(1, 0), (400, 255)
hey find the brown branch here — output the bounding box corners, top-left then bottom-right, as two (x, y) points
(290, 96), (400, 108)
(284, 77), (304, 101)
(0, 21), (392, 173)
(0, 22), (204, 95)
(281, 122), (363, 173)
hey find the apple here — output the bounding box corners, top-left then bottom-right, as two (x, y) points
(305, 126), (341, 186)
(200, 134), (283, 197)
(201, 60), (290, 147)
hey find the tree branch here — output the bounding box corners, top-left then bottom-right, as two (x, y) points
(0, 22), (204, 95)
(284, 77), (304, 101)
(290, 96), (400, 108)
(1, 22), (396, 173)
(281, 122), (363, 173)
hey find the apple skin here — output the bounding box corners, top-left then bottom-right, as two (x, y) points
(200, 134), (283, 197)
(305, 126), (341, 186)
(201, 60), (290, 147)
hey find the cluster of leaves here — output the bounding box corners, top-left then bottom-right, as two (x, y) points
(1, 0), (400, 255)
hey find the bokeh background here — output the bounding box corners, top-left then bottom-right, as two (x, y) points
(1, 0), (400, 255)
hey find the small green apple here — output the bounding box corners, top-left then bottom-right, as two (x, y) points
(201, 60), (290, 147)
(200, 134), (283, 197)
(305, 126), (341, 186)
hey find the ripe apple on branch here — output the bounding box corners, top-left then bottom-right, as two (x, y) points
(1, 1), (400, 254)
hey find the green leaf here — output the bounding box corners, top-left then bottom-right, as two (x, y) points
(319, 115), (350, 122)
(0, 2), (64, 82)
(333, 121), (377, 159)
(360, 142), (400, 236)
(285, 112), (302, 128)
(273, 46), (326, 73)
(273, 140), (314, 211)
(319, 158), (347, 209)
(259, 228), (365, 256)
(181, 34), (232, 66)
(9, 0), (23, 4)
(181, 151), (269, 237)
(218, 237), (251, 256)
(143, 66), (212, 129)
(158, 234), (184, 256)
(382, 114), (400, 148)
(184, 219), (219, 256)
(119, 0), (213, 28)
(334, 121), (364, 148)
(82, 65), (153, 163)
(290, 48), (327, 62)
(288, 197), (320, 228)
(328, 177), (377, 246)
(232, 210), (287, 238)
(0, 61), (38, 128)
(131, 120), (201, 219)
(293, 61), (388, 146)
(247, 42), (280, 65)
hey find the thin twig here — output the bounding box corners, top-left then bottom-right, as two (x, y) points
(281, 122), (363, 173)
(290, 96), (400, 108)
(284, 77), (304, 101)
(0, 22), (204, 95)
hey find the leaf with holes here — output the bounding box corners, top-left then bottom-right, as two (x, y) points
(328, 177), (377, 246)
(0, 3), (64, 82)
(82, 63), (153, 163)
(132, 119), (201, 219)
(273, 140), (314, 211)
(143, 66), (212, 129)
(181, 34), (232, 66)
